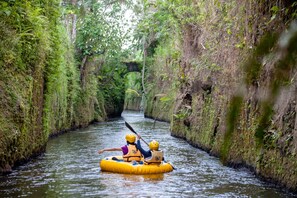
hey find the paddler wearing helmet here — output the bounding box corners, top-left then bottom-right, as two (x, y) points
(98, 133), (142, 162)
(136, 134), (164, 164)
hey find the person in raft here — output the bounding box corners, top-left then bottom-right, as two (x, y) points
(98, 133), (142, 163)
(136, 134), (164, 164)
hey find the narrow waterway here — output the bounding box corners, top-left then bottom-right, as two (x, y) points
(0, 111), (295, 197)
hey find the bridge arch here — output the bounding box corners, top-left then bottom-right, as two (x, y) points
(123, 61), (141, 72)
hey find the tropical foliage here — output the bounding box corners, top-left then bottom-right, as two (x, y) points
(0, 0), (138, 172)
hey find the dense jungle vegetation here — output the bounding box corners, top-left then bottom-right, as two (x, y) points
(0, 0), (140, 173)
(1, 0), (297, 193)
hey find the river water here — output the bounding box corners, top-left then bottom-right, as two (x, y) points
(0, 111), (295, 197)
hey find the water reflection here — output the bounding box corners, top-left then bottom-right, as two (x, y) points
(0, 111), (295, 197)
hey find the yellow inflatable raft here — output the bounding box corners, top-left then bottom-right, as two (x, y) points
(100, 156), (173, 174)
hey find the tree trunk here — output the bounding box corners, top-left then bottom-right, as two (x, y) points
(142, 35), (146, 95)
(71, 0), (77, 42)
(80, 55), (88, 88)
(71, 14), (77, 42)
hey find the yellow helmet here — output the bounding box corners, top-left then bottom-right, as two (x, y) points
(149, 140), (159, 151)
(125, 134), (136, 143)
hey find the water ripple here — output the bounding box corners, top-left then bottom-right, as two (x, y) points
(0, 111), (295, 197)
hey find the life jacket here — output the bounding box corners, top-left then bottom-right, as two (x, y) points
(123, 144), (142, 162)
(144, 150), (163, 164)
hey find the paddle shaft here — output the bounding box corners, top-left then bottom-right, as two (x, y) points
(124, 121), (176, 170)
(125, 121), (149, 146)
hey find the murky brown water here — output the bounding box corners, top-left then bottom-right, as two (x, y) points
(0, 111), (295, 197)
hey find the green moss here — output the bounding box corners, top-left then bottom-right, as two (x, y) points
(220, 96), (243, 164)
(198, 95), (216, 146)
(0, 0), (82, 171)
(244, 33), (278, 85)
(254, 101), (274, 147)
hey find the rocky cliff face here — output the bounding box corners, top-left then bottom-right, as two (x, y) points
(0, 1), (123, 174)
(144, 0), (297, 192)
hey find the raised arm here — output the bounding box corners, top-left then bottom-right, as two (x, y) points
(136, 139), (151, 158)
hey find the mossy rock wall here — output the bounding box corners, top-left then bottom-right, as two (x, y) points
(0, 1), (117, 173)
(0, 0), (62, 173)
(144, 37), (180, 122)
(145, 0), (297, 192)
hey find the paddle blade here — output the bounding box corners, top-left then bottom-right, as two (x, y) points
(125, 121), (149, 146)
(125, 121), (137, 134)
